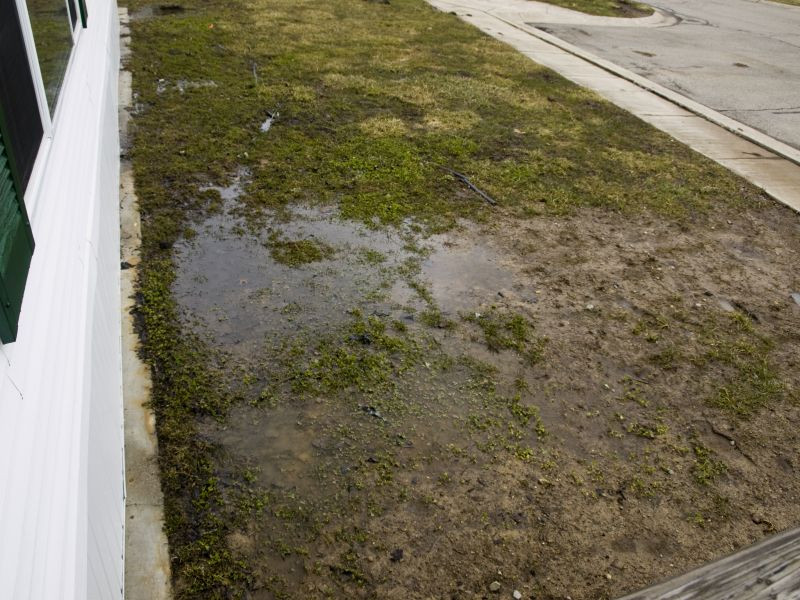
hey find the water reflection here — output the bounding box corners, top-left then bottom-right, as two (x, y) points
(26, 0), (74, 115)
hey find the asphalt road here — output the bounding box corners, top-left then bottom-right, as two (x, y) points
(537, 0), (800, 150)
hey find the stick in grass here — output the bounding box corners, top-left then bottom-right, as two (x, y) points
(430, 162), (497, 206)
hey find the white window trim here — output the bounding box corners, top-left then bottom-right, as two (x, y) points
(67, 0), (82, 39)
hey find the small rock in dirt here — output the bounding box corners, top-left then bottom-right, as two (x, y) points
(489, 581), (501, 592)
(389, 548), (403, 562)
(513, 591), (522, 599)
(120, 261), (133, 270)
(791, 292), (800, 306)
(717, 299), (735, 312)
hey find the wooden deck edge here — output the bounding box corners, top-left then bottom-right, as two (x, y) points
(618, 527), (800, 599)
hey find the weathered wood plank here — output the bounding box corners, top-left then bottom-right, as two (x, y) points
(619, 527), (800, 600)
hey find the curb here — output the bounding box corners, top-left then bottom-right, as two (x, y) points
(495, 15), (800, 167)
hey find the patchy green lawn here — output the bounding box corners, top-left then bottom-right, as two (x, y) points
(125, 0), (800, 598)
(531, 0), (653, 18)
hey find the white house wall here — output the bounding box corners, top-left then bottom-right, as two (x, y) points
(0, 0), (124, 598)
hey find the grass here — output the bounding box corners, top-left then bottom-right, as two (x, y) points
(284, 313), (420, 397)
(124, 0), (776, 595)
(465, 308), (547, 364)
(532, 0), (653, 17)
(699, 313), (784, 417)
(128, 0), (762, 246)
(691, 445), (727, 486)
(266, 233), (334, 266)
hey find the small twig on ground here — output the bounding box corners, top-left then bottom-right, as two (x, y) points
(429, 162), (497, 206)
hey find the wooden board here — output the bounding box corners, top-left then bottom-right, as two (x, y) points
(619, 527), (800, 599)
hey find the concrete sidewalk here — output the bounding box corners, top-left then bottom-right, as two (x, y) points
(539, 0), (800, 151)
(426, 0), (800, 213)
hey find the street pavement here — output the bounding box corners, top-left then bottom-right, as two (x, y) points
(536, 0), (800, 150)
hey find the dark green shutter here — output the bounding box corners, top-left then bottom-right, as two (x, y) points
(78, 0), (88, 28)
(0, 109), (35, 344)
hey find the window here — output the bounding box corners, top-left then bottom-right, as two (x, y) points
(0, 0), (45, 190)
(25, 0), (88, 116)
(0, 0), (87, 343)
(26, 0), (75, 115)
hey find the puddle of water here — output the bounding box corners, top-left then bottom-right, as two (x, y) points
(201, 402), (332, 496)
(173, 183), (423, 356)
(172, 172), (694, 597)
(173, 171), (543, 381)
(156, 79), (217, 95)
(260, 112), (278, 133)
(419, 235), (516, 314)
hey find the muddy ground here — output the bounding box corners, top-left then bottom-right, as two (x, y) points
(125, 0), (800, 597)
(168, 182), (800, 599)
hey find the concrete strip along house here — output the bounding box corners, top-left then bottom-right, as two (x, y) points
(0, 0), (123, 596)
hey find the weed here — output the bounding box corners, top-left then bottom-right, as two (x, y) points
(626, 422), (668, 439)
(691, 445), (727, 485)
(466, 309), (546, 364)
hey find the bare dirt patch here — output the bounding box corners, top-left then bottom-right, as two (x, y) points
(175, 189), (800, 599)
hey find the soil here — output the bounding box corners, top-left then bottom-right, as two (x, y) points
(175, 187), (800, 599)
(124, 0), (800, 596)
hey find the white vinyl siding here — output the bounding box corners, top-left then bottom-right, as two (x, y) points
(0, 0), (124, 597)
